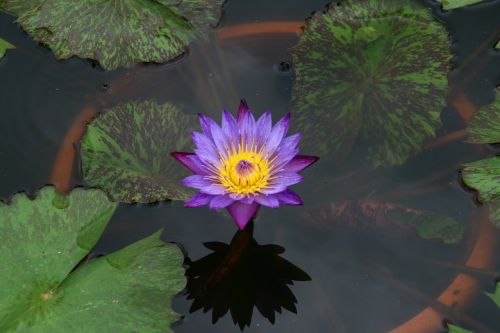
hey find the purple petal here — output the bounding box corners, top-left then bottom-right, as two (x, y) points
(255, 111), (272, 149)
(209, 195), (234, 209)
(271, 133), (301, 169)
(236, 100), (250, 125)
(275, 189), (303, 205)
(185, 193), (213, 207)
(170, 152), (207, 175)
(260, 184), (287, 195)
(227, 202), (260, 230)
(200, 184), (227, 195)
(221, 110), (239, 146)
(255, 194), (280, 208)
(239, 196), (255, 204)
(239, 107), (256, 147)
(272, 171), (303, 186)
(210, 121), (230, 159)
(192, 132), (220, 166)
(263, 113), (290, 156)
(283, 155), (319, 173)
(181, 175), (212, 189)
(198, 114), (217, 140)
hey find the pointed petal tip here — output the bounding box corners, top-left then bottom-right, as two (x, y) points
(227, 202), (259, 230)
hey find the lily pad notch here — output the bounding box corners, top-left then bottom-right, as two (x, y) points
(0, 186), (186, 332)
(0, 0), (225, 70)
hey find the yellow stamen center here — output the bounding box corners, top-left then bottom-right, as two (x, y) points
(214, 143), (273, 195)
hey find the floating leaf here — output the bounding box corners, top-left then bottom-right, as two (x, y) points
(436, 0), (485, 10)
(1, 0), (223, 70)
(0, 38), (14, 59)
(290, 0), (451, 167)
(81, 100), (197, 203)
(462, 156), (500, 227)
(467, 92), (500, 143)
(302, 200), (463, 244)
(485, 282), (500, 308)
(448, 324), (474, 333)
(0, 0), (42, 16)
(0, 187), (186, 332)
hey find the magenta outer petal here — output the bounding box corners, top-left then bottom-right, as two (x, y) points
(209, 195), (234, 209)
(255, 194), (280, 208)
(283, 155), (320, 173)
(237, 100), (250, 124)
(275, 189), (303, 205)
(170, 152), (206, 175)
(227, 202), (260, 230)
(185, 193), (213, 207)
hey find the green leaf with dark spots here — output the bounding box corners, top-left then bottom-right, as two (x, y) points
(290, 0), (452, 167)
(448, 324), (474, 333)
(386, 206), (463, 244)
(462, 156), (500, 227)
(0, 0), (42, 16)
(81, 100), (197, 203)
(0, 38), (14, 59)
(0, 187), (186, 332)
(485, 282), (500, 309)
(436, 0), (486, 10)
(466, 91), (500, 143)
(2, 0), (223, 70)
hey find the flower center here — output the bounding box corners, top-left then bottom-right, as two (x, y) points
(215, 144), (273, 195)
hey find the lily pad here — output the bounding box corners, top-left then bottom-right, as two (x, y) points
(466, 92), (500, 143)
(462, 156), (500, 227)
(485, 282), (500, 308)
(386, 206), (463, 244)
(1, 0), (223, 70)
(81, 100), (197, 203)
(448, 324), (474, 333)
(436, 0), (485, 10)
(0, 37), (14, 59)
(290, 0), (451, 167)
(0, 187), (186, 332)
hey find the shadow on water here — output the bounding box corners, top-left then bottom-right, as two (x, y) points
(185, 222), (311, 330)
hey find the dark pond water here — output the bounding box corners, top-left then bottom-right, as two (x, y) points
(1, 0), (500, 332)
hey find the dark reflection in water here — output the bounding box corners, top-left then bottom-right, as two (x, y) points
(185, 223), (310, 330)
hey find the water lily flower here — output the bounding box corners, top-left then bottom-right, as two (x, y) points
(171, 101), (318, 229)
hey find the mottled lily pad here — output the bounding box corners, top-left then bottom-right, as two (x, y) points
(485, 282), (500, 308)
(1, 0), (223, 70)
(81, 100), (197, 203)
(448, 324), (474, 333)
(290, 0), (451, 167)
(436, 0), (486, 10)
(462, 156), (500, 227)
(302, 200), (463, 244)
(467, 92), (500, 143)
(0, 187), (186, 332)
(0, 38), (14, 59)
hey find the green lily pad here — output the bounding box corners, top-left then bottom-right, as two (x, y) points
(467, 92), (500, 143)
(485, 282), (500, 308)
(436, 0), (485, 10)
(0, 38), (15, 59)
(386, 206), (463, 244)
(1, 0), (223, 70)
(0, 0), (42, 16)
(0, 187), (186, 332)
(448, 324), (474, 333)
(462, 156), (500, 227)
(81, 100), (196, 203)
(290, 0), (451, 167)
